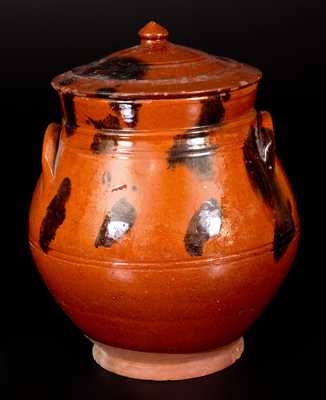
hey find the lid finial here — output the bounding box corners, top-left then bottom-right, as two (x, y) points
(138, 21), (169, 42)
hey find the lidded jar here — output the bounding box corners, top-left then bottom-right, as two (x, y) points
(29, 21), (300, 381)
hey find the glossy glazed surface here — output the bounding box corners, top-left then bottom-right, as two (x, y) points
(52, 21), (261, 99)
(29, 22), (299, 353)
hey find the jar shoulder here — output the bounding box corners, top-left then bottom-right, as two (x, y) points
(29, 140), (299, 264)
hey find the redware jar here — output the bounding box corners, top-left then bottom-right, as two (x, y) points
(29, 21), (300, 380)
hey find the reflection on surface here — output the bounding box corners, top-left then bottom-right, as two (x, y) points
(95, 198), (137, 248)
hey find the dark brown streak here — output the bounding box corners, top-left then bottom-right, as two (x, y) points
(111, 184), (127, 192)
(59, 77), (76, 86)
(222, 90), (231, 102)
(243, 117), (295, 261)
(88, 115), (121, 154)
(63, 93), (78, 135)
(167, 132), (218, 178)
(88, 115), (120, 130)
(184, 198), (222, 256)
(95, 87), (117, 98)
(198, 95), (225, 126)
(95, 198), (136, 248)
(167, 95), (224, 178)
(75, 56), (147, 80)
(90, 133), (119, 155)
(39, 177), (71, 253)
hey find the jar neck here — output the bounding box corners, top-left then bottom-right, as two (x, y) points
(59, 84), (258, 136)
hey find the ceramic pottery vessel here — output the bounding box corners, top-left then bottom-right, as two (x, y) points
(29, 21), (300, 380)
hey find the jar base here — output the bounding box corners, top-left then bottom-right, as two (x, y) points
(90, 337), (244, 381)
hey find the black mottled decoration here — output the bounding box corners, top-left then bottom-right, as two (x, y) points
(59, 77), (76, 86)
(39, 177), (71, 253)
(88, 115), (121, 130)
(111, 184), (127, 192)
(167, 95), (224, 177)
(243, 120), (295, 261)
(95, 87), (117, 98)
(90, 133), (119, 154)
(244, 125), (276, 206)
(274, 200), (295, 261)
(88, 115), (121, 154)
(62, 93), (77, 135)
(167, 132), (217, 178)
(111, 102), (142, 128)
(95, 198), (136, 248)
(184, 198), (222, 256)
(198, 95), (225, 126)
(75, 57), (147, 80)
(222, 90), (231, 102)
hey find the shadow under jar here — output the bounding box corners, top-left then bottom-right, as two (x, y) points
(29, 21), (300, 381)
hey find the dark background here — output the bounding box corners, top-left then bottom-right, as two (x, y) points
(1, 0), (324, 398)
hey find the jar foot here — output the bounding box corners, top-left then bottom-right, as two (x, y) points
(90, 337), (244, 381)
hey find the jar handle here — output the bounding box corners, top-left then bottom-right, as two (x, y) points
(258, 110), (274, 133)
(41, 123), (61, 188)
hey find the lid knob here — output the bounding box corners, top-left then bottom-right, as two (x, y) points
(138, 21), (169, 43)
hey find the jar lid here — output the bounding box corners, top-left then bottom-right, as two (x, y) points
(52, 21), (262, 99)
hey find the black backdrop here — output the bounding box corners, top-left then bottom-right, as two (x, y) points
(1, 0), (324, 398)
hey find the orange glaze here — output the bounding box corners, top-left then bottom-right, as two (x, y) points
(29, 21), (299, 353)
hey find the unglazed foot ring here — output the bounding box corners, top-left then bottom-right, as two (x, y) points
(91, 337), (244, 381)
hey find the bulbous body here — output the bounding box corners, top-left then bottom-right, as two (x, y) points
(29, 21), (300, 379)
